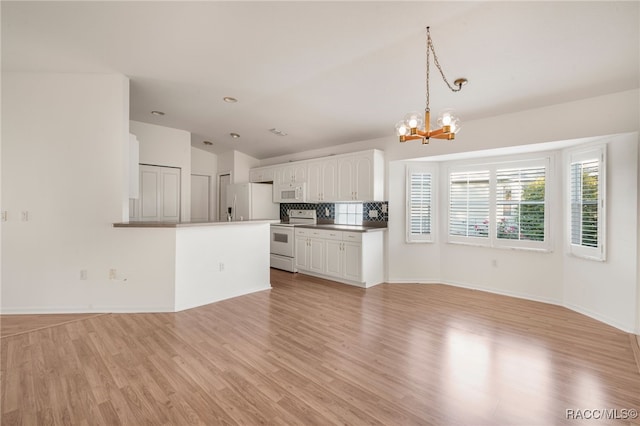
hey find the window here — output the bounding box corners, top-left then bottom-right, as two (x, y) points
(448, 158), (550, 250)
(335, 203), (363, 225)
(568, 146), (606, 260)
(496, 166), (546, 242)
(406, 166), (434, 242)
(449, 170), (490, 240)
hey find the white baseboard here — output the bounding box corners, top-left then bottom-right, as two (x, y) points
(387, 279), (441, 284)
(174, 285), (272, 312)
(0, 305), (175, 315)
(440, 279), (563, 306)
(564, 302), (635, 334)
(386, 278), (637, 333)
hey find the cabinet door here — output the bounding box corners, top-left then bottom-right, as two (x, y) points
(337, 158), (354, 201)
(325, 240), (343, 278)
(295, 236), (309, 270)
(249, 169), (262, 183)
(321, 159), (338, 202)
(294, 164), (307, 183)
(308, 238), (325, 274)
(354, 155), (373, 201)
(307, 161), (322, 202)
(343, 242), (362, 281)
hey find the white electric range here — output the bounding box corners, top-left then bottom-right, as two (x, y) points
(270, 209), (317, 272)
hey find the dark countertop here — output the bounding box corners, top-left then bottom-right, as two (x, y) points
(294, 224), (387, 233)
(113, 219), (279, 228)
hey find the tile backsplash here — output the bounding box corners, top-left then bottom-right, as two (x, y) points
(280, 201), (388, 224)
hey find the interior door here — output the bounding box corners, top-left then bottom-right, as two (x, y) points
(191, 174), (210, 222)
(218, 173), (231, 220)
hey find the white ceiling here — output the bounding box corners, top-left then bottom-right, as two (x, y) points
(3, 1), (638, 160)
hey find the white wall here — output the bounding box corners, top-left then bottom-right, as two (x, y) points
(233, 150), (260, 183)
(562, 134), (638, 331)
(191, 147), (218, 222)
(217, 150), (259, 184)
(1, 72), (178, 312)
(174, 223), (271, 311)
(130, 120), (191, 221)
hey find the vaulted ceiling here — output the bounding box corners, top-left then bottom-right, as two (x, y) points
(3, 1), (638, 159)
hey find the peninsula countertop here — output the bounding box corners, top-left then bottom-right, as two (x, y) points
(113, 219), (279, 228)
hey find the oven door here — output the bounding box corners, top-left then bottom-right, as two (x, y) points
(270, 225), (295, 258)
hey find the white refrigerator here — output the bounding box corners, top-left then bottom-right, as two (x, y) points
(225, 183), (279, 221)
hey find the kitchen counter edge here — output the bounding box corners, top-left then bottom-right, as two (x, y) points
(113, 219), (280, 228)
(293, 224), (387, 233)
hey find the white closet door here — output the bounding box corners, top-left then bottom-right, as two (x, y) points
(133, 164), (181, 222)
(191, 174), (210, 222)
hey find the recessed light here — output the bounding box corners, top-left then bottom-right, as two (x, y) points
(230, 133), (240, 139)
(223, 97), (238, 103)
(268, 128), (288, 137)
(203, 140), (213, 146)
(151, 110), (165, 116)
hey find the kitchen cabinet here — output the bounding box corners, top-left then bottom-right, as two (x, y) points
(249, 149), (385, 201)
(294, 229), (324, 274)
(295, 228), (384, 287)
(337, 150), (384, 201)
(279, 163), (307, 184)
(307, 158), (338, 202)
(249, 165), (276, 183)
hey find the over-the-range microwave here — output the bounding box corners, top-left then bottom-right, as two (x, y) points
(274, 182), (307, 203)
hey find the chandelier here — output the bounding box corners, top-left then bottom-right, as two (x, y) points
(396, 27), (467, 144)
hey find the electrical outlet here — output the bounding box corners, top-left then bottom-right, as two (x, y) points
(109, 269), (117, 280)
(21, 211), (29, 221)
(1, 211), (7, 222)
(80, 269), (88, 280)
(219, 262), (225, 272)
(368, 210), (378, 218)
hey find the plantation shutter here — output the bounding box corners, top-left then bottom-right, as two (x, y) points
(407, 170), (433, 242)
(449, 170), (490, 238)
(496, 166), (546, 241)
(570, 159), (599, 247)
(568, 146), (605, 261)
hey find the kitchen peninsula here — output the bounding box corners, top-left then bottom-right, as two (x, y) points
(113, 220), (276, 312)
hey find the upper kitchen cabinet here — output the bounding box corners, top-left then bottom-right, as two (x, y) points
(249, 165), (277, 183)
(249, 148), (384, 202)
(337, 150), (384, 201)
(278, 163), (307, 184)
(307, 158), (338, 202)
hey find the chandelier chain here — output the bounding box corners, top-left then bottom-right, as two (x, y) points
(425, 27), (462, 112)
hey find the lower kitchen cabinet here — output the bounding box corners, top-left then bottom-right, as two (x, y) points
(295, 228), (384, 287)
(295, 232), (324, 274)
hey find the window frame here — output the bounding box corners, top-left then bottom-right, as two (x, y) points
(567, 145), (606, 261)
(448, 166), (491, 246)
(406, 164), (436, 243)
(447, 156), (552, 251)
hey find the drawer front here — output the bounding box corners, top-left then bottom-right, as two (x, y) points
(318, 230), (343, 241)
(342, 232), (362, 243)
(295, 228), (312, 237)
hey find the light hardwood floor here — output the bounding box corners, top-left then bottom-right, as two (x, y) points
(2, 269), (639, 425)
